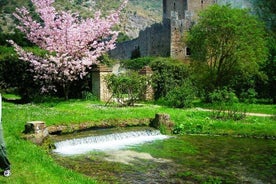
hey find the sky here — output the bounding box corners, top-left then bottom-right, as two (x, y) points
(217, 0), (251, 9)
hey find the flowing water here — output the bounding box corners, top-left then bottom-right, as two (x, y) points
(51, 127), (276, 184)
(53, 130), (169, 155)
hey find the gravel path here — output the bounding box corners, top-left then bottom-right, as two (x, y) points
(195, 107), (275, 117)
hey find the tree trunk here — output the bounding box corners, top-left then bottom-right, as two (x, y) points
(63, 84), (70, 100)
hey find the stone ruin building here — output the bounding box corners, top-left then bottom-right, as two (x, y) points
(97, 0), (250, 101)
(109, 0), (217, 60)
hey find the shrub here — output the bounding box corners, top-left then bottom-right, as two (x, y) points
(105, 71), (148, 106)
(150, 58), (191, 100)
(121, 57), (192, 101)
(162, 79), (196, 108)
(239, 88), (258, 104)
(0, 46), (39, 101)
(207, 88), (238, 105)
(121, 57), (155, 70)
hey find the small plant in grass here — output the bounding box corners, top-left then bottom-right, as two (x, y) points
(173, 122), (204, 135)
(211, 105), (247, 121)
(81, 91), (98, 101)
(203, 176), (223, 184)
(159, 124), (169, 135)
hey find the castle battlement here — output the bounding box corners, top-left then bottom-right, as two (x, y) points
(109, 0), (215, 60)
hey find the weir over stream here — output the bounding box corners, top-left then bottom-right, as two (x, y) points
(53, 130), (169, 155)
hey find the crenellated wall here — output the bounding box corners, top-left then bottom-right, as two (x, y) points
(109, 21), (171, 60)
(109, 0), (216, 60)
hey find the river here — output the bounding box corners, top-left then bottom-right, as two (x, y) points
(51, 127), (276, 184)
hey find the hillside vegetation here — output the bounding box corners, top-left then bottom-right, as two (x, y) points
(0, 0), (162, 38)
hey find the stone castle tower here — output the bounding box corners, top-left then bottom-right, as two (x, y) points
(165, 0), (216, 59)
(109, 0), (216, 60)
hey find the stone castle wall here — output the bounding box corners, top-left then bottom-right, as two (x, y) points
(109, 0), (216, 60)
(109, 21), (171, 60)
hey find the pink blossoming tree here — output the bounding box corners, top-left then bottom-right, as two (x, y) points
(9, 0), (127, 99)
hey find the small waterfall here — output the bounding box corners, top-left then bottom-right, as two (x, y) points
(53, 130), (169, 155)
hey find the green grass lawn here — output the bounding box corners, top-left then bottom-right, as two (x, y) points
(0, 100), (275, 183)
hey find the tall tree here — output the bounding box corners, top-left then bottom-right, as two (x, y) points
(187, 4), (268, 97)
(9, 0), (127, 99)
(250, 0), (276, 103)
(250, 0), (276, 33)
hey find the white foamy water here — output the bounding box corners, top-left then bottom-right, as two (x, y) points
(53, 130), (169, 155)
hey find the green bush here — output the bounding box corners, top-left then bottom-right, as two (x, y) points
(0, 0), (8, 6)
(150, 58), (191, 100)
(105, 71), (148, 106)
(239, 88), (258, 104)
(0, 46), (40, 101)
(162, 79), (196, 108)
(207, 88), (238, 105)
(121, 56), (155, 70)
(117, 32), (131, 43)
(118, 57), (193, 102)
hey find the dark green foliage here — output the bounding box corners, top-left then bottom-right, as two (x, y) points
(208, 88), (238, 105)
(239, 88), (258, 104)
(250, 0), (276, 33)
(98, 54), (116, 67)
(257, 35), (276, 103)
(0, 30), (33, 47)
(116, 32), (130, 43)
(81, 91), (98, 101)
(119, 57), (195, 107)
(161, 79), (196, 108)
(241, 0), (276, 103)
(150, 58), (191, 100)
(0, 0), (8, 7)
(105, 71), (148, 106)
(0, 46), (39, 102)
(74, 0), (83, 5)
(64, 74), (93, 99)
(121, 57), (155, 70)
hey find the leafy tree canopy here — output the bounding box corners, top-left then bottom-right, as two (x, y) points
(187, 4), (268, 93)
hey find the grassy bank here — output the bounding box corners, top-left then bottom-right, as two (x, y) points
(0, 100), (275, 183)
(194, 101), (276, 115)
